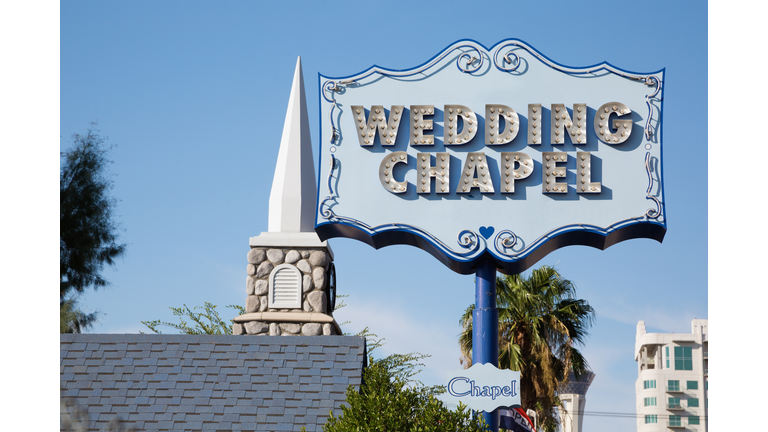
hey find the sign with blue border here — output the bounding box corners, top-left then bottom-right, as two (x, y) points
(316, 39), (665, 275)
(439, 363), (521, 413)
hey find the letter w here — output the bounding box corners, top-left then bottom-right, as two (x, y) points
(351, 105), (404, 147)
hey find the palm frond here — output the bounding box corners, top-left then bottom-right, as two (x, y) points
(458, 265), (595, 432)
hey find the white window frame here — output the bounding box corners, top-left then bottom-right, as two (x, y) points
(268, 263), (302, 309)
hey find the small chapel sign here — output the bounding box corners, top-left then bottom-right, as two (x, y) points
(440, 363), (522, 413)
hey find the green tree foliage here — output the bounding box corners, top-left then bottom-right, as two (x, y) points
(60, 296), (99, 334)
(141, 303), (246, 335)
(60, 123), (126, 333)
(320, 352), (488, 432)
(459, 265), (596, 432)
(145, 293), (348, 336)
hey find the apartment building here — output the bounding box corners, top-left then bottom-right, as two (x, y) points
(635, 319), (708, 432)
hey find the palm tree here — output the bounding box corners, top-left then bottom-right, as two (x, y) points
(459, 265), (595, 432)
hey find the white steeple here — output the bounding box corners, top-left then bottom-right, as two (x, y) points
(251, 57), (330, 251)
(268, 56), (316, 233)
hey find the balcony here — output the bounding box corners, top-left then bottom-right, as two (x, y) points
(666, 403), (683, 410)
(703, 351), (708, 359)
(666, 385), (682, 392)
(667, 420), (684, 428)
(704, 369), (708, 376)
(640, 358), (656, 370)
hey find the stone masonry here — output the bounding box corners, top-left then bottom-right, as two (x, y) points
(234, 246), (338, 336)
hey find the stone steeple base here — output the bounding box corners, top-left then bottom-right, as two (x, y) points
(233, 234), (340, 336)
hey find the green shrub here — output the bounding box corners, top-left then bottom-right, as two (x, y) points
(319, 353), (488, 432)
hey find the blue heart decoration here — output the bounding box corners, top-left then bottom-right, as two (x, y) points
(479, 226), (495, 239)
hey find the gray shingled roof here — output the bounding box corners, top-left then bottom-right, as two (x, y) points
(60, 334), (366, 432)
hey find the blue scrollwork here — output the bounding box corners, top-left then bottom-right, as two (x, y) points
(644, 152), (662, 219)
(319, 154), (338, 220)
(493, 230), (518, 257)
(457, 229), (480, 251)
(493, 43), (521, 72)
(456, 48), (483, 74)
(322, 80), (341, 145)
(643, 75), (662, 141)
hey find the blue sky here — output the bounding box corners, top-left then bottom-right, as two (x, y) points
(57, 2), (705, 430)
(7, 1), (757, 431)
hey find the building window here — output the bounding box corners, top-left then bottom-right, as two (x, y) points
(674, 346), (693, 370)
(644, 380), (656, 389)
(669, 415), (682, 427)
(666, 346), (670, 368)
(645, 415), (657, 424)
(688, 398), (699, 408)
(644, 397), (657, 407)
(668, 397), (681, 408)
(687, 380), (698, 390)
(689, 416), (700, 425)
(667, 380), (680, 391)
(268, 264), (302, 309)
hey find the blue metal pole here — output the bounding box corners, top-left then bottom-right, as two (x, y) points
(473, 259), (499, 432)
